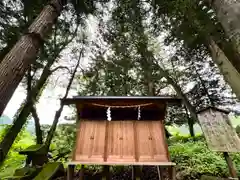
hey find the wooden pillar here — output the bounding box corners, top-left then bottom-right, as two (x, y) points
(67, 164), (75, 180)
(102, 165), (110, 180)
(132, 166), (142, 180)
(172, 166), (176, 180)
(157, 166), (164, 180)
(79, 165), (85, 180)
(168, 166), (176, 180)
(223, 152), (238, 179)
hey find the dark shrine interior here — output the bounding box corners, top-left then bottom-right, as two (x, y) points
(79, 104), (165, 120)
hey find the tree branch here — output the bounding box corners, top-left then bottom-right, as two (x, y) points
(45, 49), (83, 151)
(50, 66), (71, 74)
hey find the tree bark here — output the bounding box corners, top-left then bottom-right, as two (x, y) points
(0, 0), (65, 115)
(208, 0), (240, 74)
(208, 38), (240, 99)
(44, 50), (82, 151)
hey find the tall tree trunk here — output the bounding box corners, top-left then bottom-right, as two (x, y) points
(0, 57), (55, 164)
(208, 38), (240, 99)
(0, 0), (65, 115)
(44, 50), (82, 151)
(0, 17), (78, 163)
(208, 0), (240, 61)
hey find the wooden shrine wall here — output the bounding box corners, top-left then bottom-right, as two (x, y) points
(73, 120), (169, 164)
(198, 109), (240, 152)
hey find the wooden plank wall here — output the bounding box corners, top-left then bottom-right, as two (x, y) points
(73, 120), (169, 164)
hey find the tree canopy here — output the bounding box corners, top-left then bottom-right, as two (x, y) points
(1, 0), (240, 179)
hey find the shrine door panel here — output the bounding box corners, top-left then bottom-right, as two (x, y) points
(136, 121), (168, 162)
(136, 121), (153, 162)
(151, 121), (169, 162)
(106, 121), (135, 162)
(74, 121), (106, 162)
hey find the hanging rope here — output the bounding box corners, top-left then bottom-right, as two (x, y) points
(89, 102), (153, 108)
(107, 107), (111, 121)
(138, 106), (141, 120)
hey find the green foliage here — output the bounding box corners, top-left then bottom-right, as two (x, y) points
(169, 137), (240, 179)
(41, 124), (76, 165)
(0, 127), (34, 178)
(168, 133), (204, 144)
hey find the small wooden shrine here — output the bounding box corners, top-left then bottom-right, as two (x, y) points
(62, 96), (181, 180)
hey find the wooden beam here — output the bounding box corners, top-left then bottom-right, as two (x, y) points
(67, 164), (75, 180)
(223, 152), (238, 179)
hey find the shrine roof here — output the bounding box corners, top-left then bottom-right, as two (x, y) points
(62, 96), (182, 106)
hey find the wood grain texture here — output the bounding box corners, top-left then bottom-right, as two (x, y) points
(75, 121), (106, 162)
(198, 109), (240, 152)
(136, 121), (169, 162)
(0, 0), (63, 115)
(73, 120), (170, 164)
(106, 121), (135, 162)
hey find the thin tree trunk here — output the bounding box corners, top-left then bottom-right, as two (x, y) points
(193, 65), (215, 107)
(44, 50), (82, 151)
(31, 106), (43, 144)
(27, 67), (43, 144)
(184, 106), (195, 137)
(208, 38), (240, 99)
(161, 66), (197, 119)
(0, 0), (65, 115)
(158, 66), (197, 137)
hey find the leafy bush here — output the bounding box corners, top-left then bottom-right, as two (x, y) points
(168, 133), (204, 144)
(0, 126), (34, 178)
(169, 137), (240, 180)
